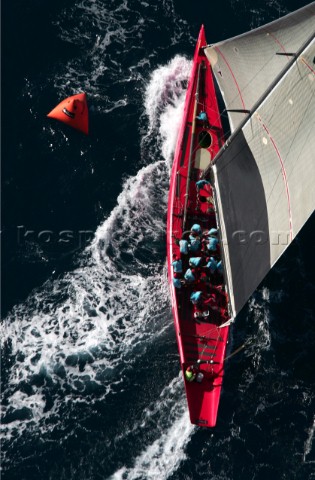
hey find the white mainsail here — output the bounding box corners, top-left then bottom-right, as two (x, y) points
(205, 3), (315, 132)
(205, 5), (315, 317)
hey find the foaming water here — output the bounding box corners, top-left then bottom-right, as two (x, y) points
(4, 1), (314, 478)
(109, 375), (195, 480)
(53, 0), (151, 100)
(1, 51), (191, 472)
(141, 55), (191, 167)
(144, 56), (191, 134)
(303, 414), (315, 462)
(49, 0), (190, 109)
(248, 289), (272, 356)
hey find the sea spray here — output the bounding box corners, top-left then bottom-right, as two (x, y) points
(108, 375), (194, 480)
(1, 53), (192, 472)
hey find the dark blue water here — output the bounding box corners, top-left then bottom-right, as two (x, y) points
(1, 1), (314, 479)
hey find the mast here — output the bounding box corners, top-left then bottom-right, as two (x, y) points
(182, 62), (202, 229)
(203, 30), (315, 178)
(204, 30), (315, 318)
(210, 183), (234, 319)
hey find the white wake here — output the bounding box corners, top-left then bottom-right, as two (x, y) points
(1, 53), (194, 475)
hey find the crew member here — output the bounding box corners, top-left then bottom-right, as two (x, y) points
(185, 365), (197, 382)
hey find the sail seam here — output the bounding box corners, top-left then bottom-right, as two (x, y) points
(214, 46), (246, 111)
(300, 57), (315, 75)
(207, 33), (315, 175)
(256, 114), (293, 241)
(263, 29), (289, 58)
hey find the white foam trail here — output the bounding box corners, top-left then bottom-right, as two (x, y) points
(53, 0), (145, 95)
(1, 160), (170, 437)
(91, 160), (167, 261)
(109, 376), (195, 480)
(50, 0), (190, 107)
(236, 289), (273, 391)
(1, 52), (190, 446)
(144, 55), (191, 134)
(248, 289), (272, 352)
(142, 56), (191, 170)
(159, 97), (186, 172)
(112, 414), (193, 480)
(303, 414), (315, 462)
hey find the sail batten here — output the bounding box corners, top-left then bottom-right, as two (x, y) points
(205, 3), (315, 133)
(211, 33), (315, 318)
(166, 4), (314, 427)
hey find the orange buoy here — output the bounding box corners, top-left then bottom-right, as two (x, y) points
(47, 92), (89, 135)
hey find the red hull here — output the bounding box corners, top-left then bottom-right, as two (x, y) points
(166, 26), (230, 427)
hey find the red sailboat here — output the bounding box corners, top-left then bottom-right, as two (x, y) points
(167, 3), (315, 427)
(166, 26), (229, 428)
(47, 92), (89, 135)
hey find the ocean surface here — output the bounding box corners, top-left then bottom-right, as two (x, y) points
(1, 0), (315, 478)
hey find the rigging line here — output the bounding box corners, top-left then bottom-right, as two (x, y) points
(203, 76), (312, 179)
(280, 94), (315, 186)
(300, 56), (315, 75)
(204, 324), (222, 353)
(256, 112), (293, 241)
(212, 83), (314, 211)
(209, 86), (315, 295)
(183, 62), (202, 229)
(262, 28), (290, 58)
(195, 80), (231, 128)
(214, 46), (247, 111)
(205, 30), (315, 173)
(197, 337), (214, 359)
(200, 55), (315, 295)
(208, 339), (254, 377)
(260, 88), (315, 218)
(199, 96), (230, 122)
(192, 324), (230, 369)
(208, 31), (304, 117)
(197, 98), (230, 126)
(182, 333), (222, 342)
(218, 317), (234, 328)
(178, 132), (222, 175)
(194, 323), (225, 342)
(187, 329), (223, 367)
(205, 3), (315, 114)
(218, 94), (308, 244)
(213, 325), (224, 355)
(223, 338), (252, 362)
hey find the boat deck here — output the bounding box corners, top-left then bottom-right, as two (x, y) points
(167, 26), (230, 427)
